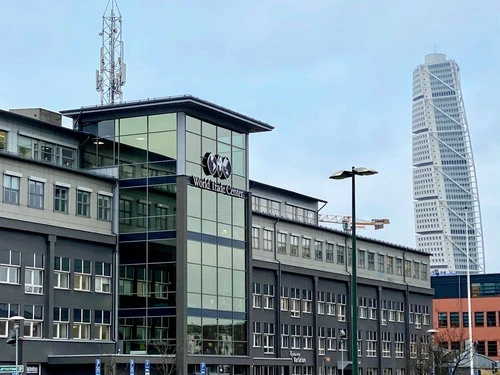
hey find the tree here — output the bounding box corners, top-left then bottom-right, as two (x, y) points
(151, 338), (177, 375)
(409, 329), (472, 375)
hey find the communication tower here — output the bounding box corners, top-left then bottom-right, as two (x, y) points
(96, 0), (126, 105)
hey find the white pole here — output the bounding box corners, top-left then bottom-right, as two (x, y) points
(466, 210), (474, 375)
(341, 339), (344, 375)
(15, 324), (19, 375)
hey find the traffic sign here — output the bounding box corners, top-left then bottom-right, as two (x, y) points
(130, 359), (135, 375)
(0, 366), (23, 374)
(200, 362), (206, 375)
(95, 359), (101, 375)
(145, 360), (150, 375)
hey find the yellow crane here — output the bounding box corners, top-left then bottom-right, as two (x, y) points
(318, 215), (390, 232)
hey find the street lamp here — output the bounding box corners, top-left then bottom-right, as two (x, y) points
(339, 329), (347, 375)
(465, 209), (474, 375)
(8, 316), (24, 375)
(427, 329), (439, 375)
(330, 166), (378, 375)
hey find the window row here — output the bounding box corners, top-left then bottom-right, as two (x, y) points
(2, 173), (112, 220)
(251, 196), (316, 225)
(0, 251), (111, 294)
(0, 302), (111, 340)
(438, 310), (500, 328)
(251, 228), (428, 280)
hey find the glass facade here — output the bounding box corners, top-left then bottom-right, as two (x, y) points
(83, 111), (249, 360)
(185, 115), (249, 356)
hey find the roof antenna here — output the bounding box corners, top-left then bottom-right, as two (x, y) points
(96, 0), (127, 105)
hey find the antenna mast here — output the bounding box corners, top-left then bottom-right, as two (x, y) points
(96, 0), (126, 105)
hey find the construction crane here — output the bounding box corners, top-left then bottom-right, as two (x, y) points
(318, 215), (390, 232)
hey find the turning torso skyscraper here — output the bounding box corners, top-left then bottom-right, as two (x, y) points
(412, 53), (484, 275)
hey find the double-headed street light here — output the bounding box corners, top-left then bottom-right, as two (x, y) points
(7, 316), (25, 375)
(330, 167), (378, 375)
(427, 329), (439, 375)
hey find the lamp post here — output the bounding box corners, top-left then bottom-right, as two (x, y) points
(8, 316), (24, 375)
(330, 166), (378, 375)
(427, 329), (439, 375)
(339, 329), (347, 375)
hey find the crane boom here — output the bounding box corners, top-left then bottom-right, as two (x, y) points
(318, 215), (390, 231)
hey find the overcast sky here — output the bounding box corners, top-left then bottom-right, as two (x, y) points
(1, 0), (499, 272)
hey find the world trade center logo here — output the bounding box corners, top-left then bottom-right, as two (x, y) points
(202, 152), (232, 180)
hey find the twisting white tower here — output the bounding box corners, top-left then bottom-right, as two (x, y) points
(412, 53), (485, 274)
(96, 0), (126, 105)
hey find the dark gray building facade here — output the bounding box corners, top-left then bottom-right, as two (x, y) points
(0, 97), (433, 375)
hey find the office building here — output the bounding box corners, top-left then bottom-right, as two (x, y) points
(0, 108), (116, 375)
(411, 53), (484, 274)
(432, 274), (500, 361)
(1, 96), (434, 375)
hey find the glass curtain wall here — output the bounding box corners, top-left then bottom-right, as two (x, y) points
(185, 115), (249, 357)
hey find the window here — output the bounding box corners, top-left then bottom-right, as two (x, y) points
(53, 307), (69, 339)
(396, 258), (403, 276)
(486, 311), (496, 327)
(317, 292), (325, 315)
(77, 190), (91, 217)
(3, 174), (20, 205)
(397, 302), (405, 323)
(381, 300), (387, 325)
(119, 198), (132, 225)
(302, 326), (313, 349)
(54, 185), (69, 213)
(463, 312), (469, 328)
(337, 294), (346, 321)
(280, 287), (289, 311)
(137, 201), (148, 227)
(378, 254), (385, 272)
(326, 292), (336, 315)
(290, 325), (301, 349)
(327, 327), (336, 351)
(24, 304), (43, 338)
(0, 250), (21, 284)
(326, 243), (334, 262)
(302, 289), (312, 313)
(95, 261), (112, 293)
(94, 310), (111, 340)
(263, 229), (273, 251)
(421, 263), (428, 280)
(28, 179), (44, 209)
(315, 241), (323, 261)
(74, 259), (91, 291)
(302, 238), (311, 258)
(0, 130), (7, 150)
(98, 194), (112, 221)
(73, 308), (91, 339)
(252, 227), (260, 250)
(412, 262), (420, 278)
(252, 283), (262, 308)
(395, 333), (405, 358)
(450, 312), (460, 327)
(359, 297), (368, 319)
(358, 250), (366, 268)
(25, 254), (44, 294)
(488, 341), (498, 357)
(366, 331), (377, 357)
(253, 322), (262, 347)
(263, 284), (275, 309)
(386, 256), (394, 274)
(438, 312), (448, 328)
(290, 235), (299, 256)
(0, 303), (20, 338)
(382, 332), (391, 357)
(290, 288), (301, 318)
(54, 256), (70, 289)
(475, 312), (484, 327)
(337, 245), (345, 264)
(368, 252), (375, 270)
(277, 233), (287, 254)
(404, 259), (411, 276)
(318, 327), (326, 355)
(263, 323), (275, 353)
(368, 298), (377, 320)
(281, 324), (289, 348)
(388, 301), (396, 322)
